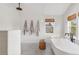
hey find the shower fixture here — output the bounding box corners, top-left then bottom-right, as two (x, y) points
(16, 3), (22, 11)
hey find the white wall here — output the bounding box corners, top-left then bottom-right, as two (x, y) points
(0, 3), (22, 30)
(21, 4), (64, 43)
(21, 15), (64, 43)
(8, 30), (21, 55)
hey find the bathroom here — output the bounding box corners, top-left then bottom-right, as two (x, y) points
(0, 3), (79, 55)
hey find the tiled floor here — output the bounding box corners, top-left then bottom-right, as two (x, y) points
(21, 42), (55, 55)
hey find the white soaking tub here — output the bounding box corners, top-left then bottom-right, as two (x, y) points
(50, 37), (79, 55)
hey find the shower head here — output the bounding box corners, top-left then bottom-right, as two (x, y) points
(16, 3), (22, 11)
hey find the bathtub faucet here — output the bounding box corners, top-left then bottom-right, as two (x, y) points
(70, 33), (75, 43)
(65, 33), (75, 43)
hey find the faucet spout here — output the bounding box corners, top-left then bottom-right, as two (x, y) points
(70, 33), (75, 43)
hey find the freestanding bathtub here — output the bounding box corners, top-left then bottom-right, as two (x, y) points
(50, 37), (79, 55)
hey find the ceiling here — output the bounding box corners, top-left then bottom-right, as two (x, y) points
(21, 3), (71, 15)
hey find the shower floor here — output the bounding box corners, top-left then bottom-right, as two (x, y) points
(21, 42), (55, 55)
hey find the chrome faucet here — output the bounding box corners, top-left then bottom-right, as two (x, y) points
(70, 33), (75, 43)
(65, 33), (75, 43)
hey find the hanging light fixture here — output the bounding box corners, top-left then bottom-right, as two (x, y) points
(16, 3), (22, 11)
